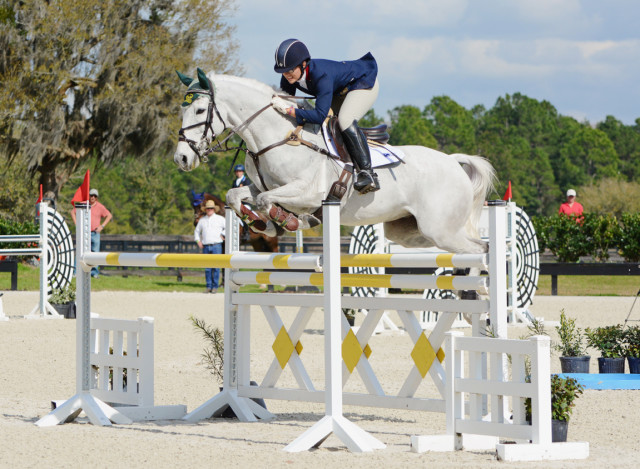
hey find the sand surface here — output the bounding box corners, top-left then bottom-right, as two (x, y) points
(1, 291), (640, 468)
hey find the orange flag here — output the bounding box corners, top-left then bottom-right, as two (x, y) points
(36, 184), (43, 204)
(503, 180), (512, 201)
(70, 170), (91, 206)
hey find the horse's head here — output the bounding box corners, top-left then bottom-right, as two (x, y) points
(174, 68), (227, 171)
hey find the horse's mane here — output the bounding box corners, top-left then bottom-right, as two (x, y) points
(210, 73), (281, 97)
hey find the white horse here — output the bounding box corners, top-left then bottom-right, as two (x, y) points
(174, 69), (496, 253)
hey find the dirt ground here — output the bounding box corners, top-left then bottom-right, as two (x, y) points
(1, 291), (639, 468)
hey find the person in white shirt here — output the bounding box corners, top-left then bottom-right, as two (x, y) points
(194, 199), (225, 293)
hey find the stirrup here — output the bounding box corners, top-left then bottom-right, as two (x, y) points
(354, 170), (380, 194)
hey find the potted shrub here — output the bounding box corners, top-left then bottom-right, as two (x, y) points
(49, 284), (76, 319)
(585, 325), (626, 373)
(552, 310), (590, 373)
(525, 374), (585, 442)
(550, 374), (585, 442)
(623, 325), (640, 374)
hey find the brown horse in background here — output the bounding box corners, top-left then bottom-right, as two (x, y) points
(190, 190), (278, 253)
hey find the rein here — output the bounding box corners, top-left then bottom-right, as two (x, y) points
(179, 88), (330, 191)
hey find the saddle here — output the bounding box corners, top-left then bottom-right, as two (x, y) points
(327, 116), (390, 164)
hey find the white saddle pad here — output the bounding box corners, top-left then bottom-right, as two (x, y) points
(321, 122), (405, 169)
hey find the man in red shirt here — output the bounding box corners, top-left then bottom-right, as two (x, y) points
(558, 189), (584, 218)
(72, 188), (112, 277)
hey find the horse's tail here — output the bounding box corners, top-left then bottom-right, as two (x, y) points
(452, 154), (497, 237)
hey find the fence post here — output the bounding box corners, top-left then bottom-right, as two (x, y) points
(530, 335), (551, 444)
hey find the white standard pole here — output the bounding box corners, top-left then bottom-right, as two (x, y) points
(38, 203), (48, 317)
(76, 202), (92, 393)
(284, 201), (385, 453)
(324, 201), (342, 419)
(488, 203), (507, 338)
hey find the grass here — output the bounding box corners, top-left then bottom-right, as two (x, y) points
(0, 263), (286, 294)
(2, 262), (640, 296)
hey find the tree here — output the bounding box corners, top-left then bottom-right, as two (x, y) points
(597, 115), (640, 181)
(0, 0), (239, 197)
(387, 105), (437, 148)
(358, 109), (384, 128)
(476, 93), (559, 214)
(423, 96), (476, 154)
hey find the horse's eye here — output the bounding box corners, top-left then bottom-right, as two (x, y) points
(196, 108), (206, 115)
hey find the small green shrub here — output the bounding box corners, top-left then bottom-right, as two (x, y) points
(618, 213), (640, 262)
(624, 325), (640, 358)
(544, 214), (590, 262)
(190, 315), (224, 383)
(49, 284), (76, 304)
(585, 325), (625, 358)
(550, 375), (584, 422)
(553, 310), (587, 357)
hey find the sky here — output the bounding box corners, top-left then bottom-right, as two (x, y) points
(224, 0), (639, 125)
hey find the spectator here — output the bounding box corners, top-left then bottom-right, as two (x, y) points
(195, 200), (225, 293)
(558, 189), (584, 218)
(71, 188), (112, 278)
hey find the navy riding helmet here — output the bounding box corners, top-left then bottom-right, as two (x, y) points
(234, 164), (245, 172)
(274, 39), (310, 73)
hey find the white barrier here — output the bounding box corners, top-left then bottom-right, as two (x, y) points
(411, 332), (589, 461)
(38, 199), (576, 458)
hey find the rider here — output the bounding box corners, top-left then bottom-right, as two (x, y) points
(272, 39), (380, 194)
(231, 164), (251, 189)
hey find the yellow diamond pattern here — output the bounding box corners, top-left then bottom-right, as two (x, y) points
(342, 329), (363, 373)
(411, 332), (437, 378)
(436, 347), (445, 363)
(272, 326), (294, 369)
(295, 341), (303, 355)
(363, 344), (372, 359)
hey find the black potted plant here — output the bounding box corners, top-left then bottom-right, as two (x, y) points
(49, 284), (76, 319)
(585, 324), (626, 373)
(623, 325), (640, 374)
(553, 310), (590, 373)
(550, 374), (584, 442)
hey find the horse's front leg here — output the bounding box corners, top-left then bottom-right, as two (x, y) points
(226, 184), (279, 236)
(256, 180), (325, 231)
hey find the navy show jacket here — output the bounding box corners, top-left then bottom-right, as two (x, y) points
(279, 52), (378, 126)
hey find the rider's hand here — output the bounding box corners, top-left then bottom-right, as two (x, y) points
(272, 95), (296, 117)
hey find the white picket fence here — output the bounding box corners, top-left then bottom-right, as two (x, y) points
(411, 332), (589, 461)
(90, 315), (155, 407)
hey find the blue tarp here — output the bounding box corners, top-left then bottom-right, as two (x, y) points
(558, 373), (640, 390)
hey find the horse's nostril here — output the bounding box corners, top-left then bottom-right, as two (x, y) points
(182, 155), (188, 165)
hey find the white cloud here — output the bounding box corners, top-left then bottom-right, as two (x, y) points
(511, 0), (583, 22)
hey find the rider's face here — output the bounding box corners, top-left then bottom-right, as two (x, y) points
(283, 64), (304, 84)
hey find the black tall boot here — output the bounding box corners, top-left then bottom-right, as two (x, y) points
(341, 121), (380, 194)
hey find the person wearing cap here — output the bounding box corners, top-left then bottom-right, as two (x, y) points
(231, 164), (251, 189)
(559, 189), (584, 218)
(194, 199), (225, 293)
(71, 188), (112, 277)
(271, 38), (380, 194)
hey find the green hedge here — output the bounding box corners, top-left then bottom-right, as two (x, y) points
(532, 212), (640, 262)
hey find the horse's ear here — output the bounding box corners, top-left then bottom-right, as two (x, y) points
(176, 70), (193, 87)
(197, 68), (210, 90)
